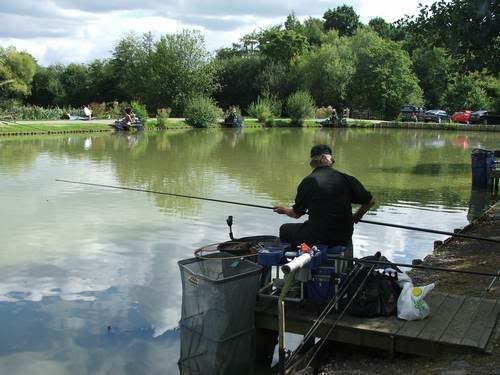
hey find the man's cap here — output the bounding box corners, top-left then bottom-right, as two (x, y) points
(310, 144), (333, 158)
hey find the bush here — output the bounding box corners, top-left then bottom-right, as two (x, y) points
(0, 100), (78, 120)
(184, 96), (220, 128)
(156, 107), (171, 129)
(131, 101), (148, 121)
(109, 101), (123, 118)
(286, 91), (315, 125)
(315, 106), (334, 119)
(89, 102), (107, 119)
(247, 97), (275, 126)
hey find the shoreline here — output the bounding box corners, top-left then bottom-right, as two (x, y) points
(0, 119), (499, 137)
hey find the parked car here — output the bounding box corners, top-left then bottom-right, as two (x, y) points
(400, 105), (425, 122)
(423, 109), (449, 123)
(469, 110), (500, 125)
(451, 110), (472, 124)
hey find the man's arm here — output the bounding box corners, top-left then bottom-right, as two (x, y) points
(273, 205), (302, 219)
(352, 197), (375, 223)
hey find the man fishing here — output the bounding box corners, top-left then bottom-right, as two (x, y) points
(273, 144), (375, 258)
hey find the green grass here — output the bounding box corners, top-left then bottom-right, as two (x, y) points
(0, 122), (111, 134)
(147, 118), (191, 129)
(0, 117), (496, 136)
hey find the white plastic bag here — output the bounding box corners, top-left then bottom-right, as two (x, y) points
(396, 271), (412, 287)
(397, 282), (435, 320)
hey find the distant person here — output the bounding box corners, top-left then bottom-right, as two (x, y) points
(343, 107), (350, 118)
(83, 105), (92, 120)
(331, 108), (339, 124)
(124, 108), (136, 125)
(225, 106), (237, 123)
(61, 112), (82, 120)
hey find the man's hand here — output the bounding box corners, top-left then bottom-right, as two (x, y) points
(273, 205), (300, 218)
(352, 211), (363, 223)
(352, 198), (375, 223)
(273, 205), (288, 215)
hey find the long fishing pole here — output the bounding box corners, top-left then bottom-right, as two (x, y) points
(55, 179), (500, 244)
(330, 256), (499, 277)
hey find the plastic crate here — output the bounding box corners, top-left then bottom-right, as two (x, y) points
(256, 243), (289, 266)
(308, 250), (323, 269)
(303, 266), (337, 301)
(257, 249), (284, 266)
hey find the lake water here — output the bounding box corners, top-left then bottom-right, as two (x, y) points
(0, 128), (498, 374)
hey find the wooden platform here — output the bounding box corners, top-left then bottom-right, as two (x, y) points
(255, 291), (500, 356)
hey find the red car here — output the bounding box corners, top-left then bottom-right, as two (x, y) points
(451, 110), (472, 124)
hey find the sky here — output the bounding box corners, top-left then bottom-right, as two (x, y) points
(0, 0), (439, 66)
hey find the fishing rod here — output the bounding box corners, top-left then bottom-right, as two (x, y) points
(330, 256), (499, 278)
(55, 179), (500, 244)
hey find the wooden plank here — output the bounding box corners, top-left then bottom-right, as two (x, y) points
(418, 294), (466, 341)
(366, 314), (406, 335)
(396, 292), (448, 338)
(478, 301), (500, 351)
(461, 299), (498, 348)
(439, 296), (481, 345)
(254, 292), (499, 356)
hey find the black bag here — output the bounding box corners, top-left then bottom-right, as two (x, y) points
(340, 252), (402, 317)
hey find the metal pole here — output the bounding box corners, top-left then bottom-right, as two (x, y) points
(329, 256), (499, 278)
(278, 270), (296, 375)
(486, 270), (500, 292)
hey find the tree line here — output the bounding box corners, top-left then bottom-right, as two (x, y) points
(0, 0), (498, 120)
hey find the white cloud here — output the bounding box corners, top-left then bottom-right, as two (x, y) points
(0, 0), (441, 65)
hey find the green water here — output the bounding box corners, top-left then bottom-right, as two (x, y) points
(0, 128), (497, 373)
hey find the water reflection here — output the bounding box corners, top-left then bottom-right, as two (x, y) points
(0, 128), (499, 373)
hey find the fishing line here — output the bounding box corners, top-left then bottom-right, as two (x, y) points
(55, 179), (500, 244)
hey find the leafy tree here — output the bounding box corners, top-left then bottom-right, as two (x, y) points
(284, 12), (304, 33)
(214, 54), (264, 112)
(303, 17), (325, 46)
(257, 26), (309, 63)
(87, 59), (120, 104)
(109, 30), (219, 114)
(349, 29), (423, 119)
(480, 74), (500, 111)
(442, 71), (494, 112)
(110, 32), (154, 104)
(0, 46), (37, 100)
(400, 0), (499, 72)
(255, 60), (297, 102)
(240, 32), (260, 52)
(368, 17), (403, 40)
(323, 5), (360, 36)
(294, 30), (355, 107)
(411, 47), (451, 108)
(59, 63), (92, 106)
(149, 30), (220, 114)
(29, 65), (65, 106)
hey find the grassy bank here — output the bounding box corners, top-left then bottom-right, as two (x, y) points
(1, 118), (499, 136)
